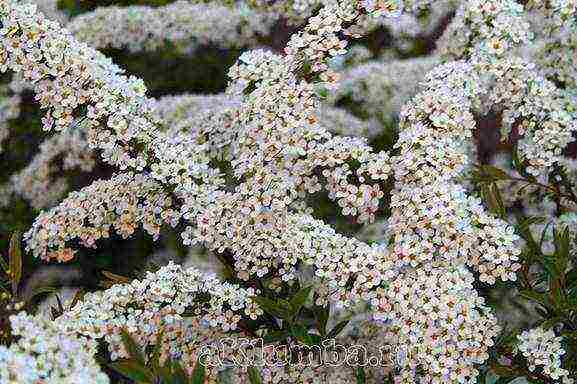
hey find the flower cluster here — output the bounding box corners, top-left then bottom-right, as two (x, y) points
(526, 0), (577, 88)
(66, 1), (279, 54)
(389, 182), (520, 283)
(282, 0), (429, 84)
(8, 93), (242, 211)
(50, 260), (387, 383)
(154, 92), (379, 140)
(227, 48), (391, 227)
(517, 327), (574, 383)
(392, 55), (576, 279)
(377, 265), (501, 383)
(0, 312), (108, 383)
(436, 0), (532, 61)
(24, 172), (179, 261)
(0, 0), (158, 170)
(56, 262), (262, 361)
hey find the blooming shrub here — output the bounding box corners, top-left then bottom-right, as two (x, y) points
(0, 0), (576, 383)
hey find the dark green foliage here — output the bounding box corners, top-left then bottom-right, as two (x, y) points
(108, 329), (207, 384)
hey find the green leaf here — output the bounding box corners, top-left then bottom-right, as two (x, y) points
(515, 216), (546, 256)
(50, 294), (64, 320)
(191, 355), (206, 384)
(65, 288), (84, 311)
(553, 226), (570, 273)
(120, 329), (146, 366)
(253, 296), (291, 319)
(315, 85), (329, 99)
(101, 270), (132, 285)
(534, 305), (550, 319)
(248, 366), (263, 384)
(109, 360), (153, 383)
(150, 327), (165, 371)
(289, 286), (312, 316)
(486, 371), (499, 384)
(308, 333), (322, 344)
(538, 315), (565, 330)
(539, 221), (554, 253)
(28, 286), (56, 300)
(325, 320), (349, 339)
(512, 144), (532, 179)
(0, 248), (8, 274)
(356, 367), (366, 384)
(560, 330), (577, 340)
(519, 290), (548, 309)
(562, 296), (577, 310)
(289, 325), (322, 345)
(480, 183), (506, 219)
(158, 358), (174, 383)
(565, 268), (577, 290)
(519, 216), (546, 229)
(492, 183), (506, 219)
(290, 324), (309, 341)
(262, 330), (289, 344)
(313, 303), (330, 336)
(9, 231), (22, 294)
(473, 165), (512, 183)
(243, 80), (258, 96)
(504, 378), (529, 384)
(494, 378), (520, 384)
(542, 254), (561, 280)
(171, 361), (188, 384)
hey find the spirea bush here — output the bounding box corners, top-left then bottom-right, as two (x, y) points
(0, 0), (576, 383)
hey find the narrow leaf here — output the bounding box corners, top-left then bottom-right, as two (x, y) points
(473, 165), (511, 183)
(356, 367), (366, 384)
(191, 355), (206, 384)
(253, 296), (290, 319)
(519, 290), (548, 309)
(171, 361), (188, 384)
(109, 360), (153, 383)
(489, 364), (517, 378)
(290, 325), (317, 345)
(101, 270), (131, 284)
(313, 303), (330, 336)
(69, 288), (85, 310)
(491, 183), (506, 219)
(158, 358), (174, 382)
(28, 286), (56, 300)
(150, 327), (165, 371)
(248, 366), (263, 384)
(289, 286), (312, 316)
(120, 329), (146, 366)
(0, 250), (8, 274)
(9, 231), (22, 294)
(326, 320), (349, 339)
